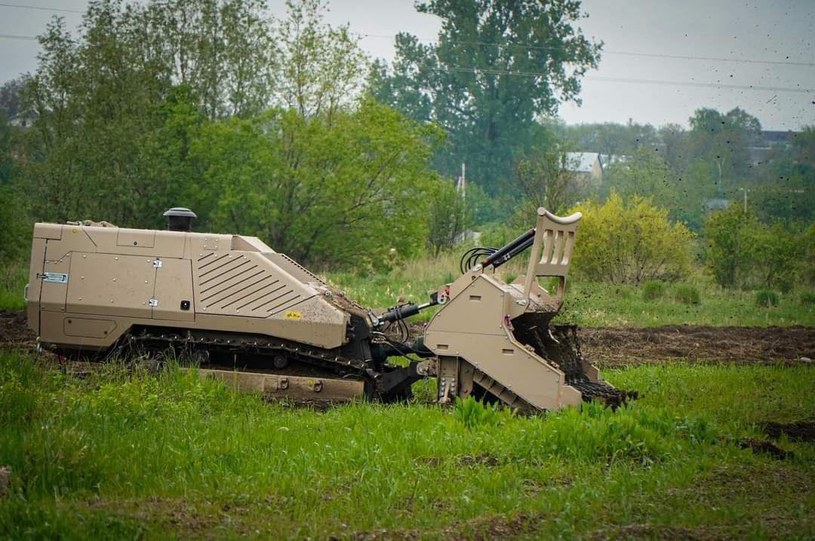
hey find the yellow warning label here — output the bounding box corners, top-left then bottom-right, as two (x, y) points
(285, 311), (302, 320)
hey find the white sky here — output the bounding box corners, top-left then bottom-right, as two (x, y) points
(1, 0), (813, 131)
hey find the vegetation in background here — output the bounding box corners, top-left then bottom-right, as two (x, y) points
(514, 143), (586, 219)
(191, 100), (442, 268)
(571, 193), (694, 284)
(370, 0), (601, 198)
(704, 206), (809, 291)
(641, 280), (666, 302)
(674, 284), (701, 306)
(600, 146), (680, 217)
(755, 289), (780, 308)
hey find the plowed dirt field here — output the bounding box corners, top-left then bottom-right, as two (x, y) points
(4, 309), (814, 366)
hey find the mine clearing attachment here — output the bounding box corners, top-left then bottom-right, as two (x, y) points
(27, 206), (633, 411)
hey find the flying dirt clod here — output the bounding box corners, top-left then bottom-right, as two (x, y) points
(26, 207), (631, 411)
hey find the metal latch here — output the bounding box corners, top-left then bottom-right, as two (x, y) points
(148, 298), (158, 307)
(39, 272), (68, 284)
(153, 259), (163, 268)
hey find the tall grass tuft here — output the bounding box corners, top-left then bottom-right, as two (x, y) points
(642, 280), (665, 301)
(755, 289), (780, 308)
(673, 284), (701, 305)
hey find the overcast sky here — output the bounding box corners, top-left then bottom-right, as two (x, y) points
(1, 0), (812, 130)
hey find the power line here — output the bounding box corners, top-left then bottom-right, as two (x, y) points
(442, 66), (813, 94)
(0, 2), (82, 14)
(587, 75), (813, 94)
(357, 32), (815, 68)
(604, 49), (815, 68)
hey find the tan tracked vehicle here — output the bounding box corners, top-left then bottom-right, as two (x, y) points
(26, 207), (629, 411)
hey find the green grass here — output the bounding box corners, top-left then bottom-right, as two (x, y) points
(1, 350), (813, 539)
(559, 276), (815, 327)
(325, 254), (815, 328)
(0, 260), (27, 311)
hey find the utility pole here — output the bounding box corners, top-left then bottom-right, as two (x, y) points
(456, 163), (466, 200)
(739, 187), (749, 212)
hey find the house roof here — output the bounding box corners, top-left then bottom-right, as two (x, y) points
(565, 152), (599, 173)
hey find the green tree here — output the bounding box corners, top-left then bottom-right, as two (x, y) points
(193, 99), (443, 269)
(602, 147), (679, 215)
(687, 107), (761, 193)
(371, 0), (601, 194)
(562, 121), (659, 158)
(427, 180), (471, 255)
(0, 114), (28, 262)
(514, 147), (584, 218)
(0, 78), (25, 118)
(139, 0), (276, 118)
(571, 193), (694, 284)
(21, 0), (284, 227)
(747, 222), (800, 292)
(703, 205), (756, 288)
(752, 126), (815, 225)
(276, 0), (368, 120)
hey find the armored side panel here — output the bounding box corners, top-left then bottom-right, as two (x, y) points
(27, 223), (350, 354)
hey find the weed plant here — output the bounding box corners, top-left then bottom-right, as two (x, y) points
(755, 289), (780, 308)
(641, 280), (665, 301)
(674, 284), (701, 305)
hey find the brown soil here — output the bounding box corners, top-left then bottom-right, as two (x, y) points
(3, 310), (814, 367)
(738, 438), (794, 460)
(763, 421), (815, 442)
(0, 310), (32, 349)
(579, 325), (815, 368)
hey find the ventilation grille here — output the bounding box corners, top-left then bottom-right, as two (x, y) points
(197, 252), (304, 315)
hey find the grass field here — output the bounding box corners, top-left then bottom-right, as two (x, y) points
(328, 253), (815, 327)
(1, 350), (813, 540)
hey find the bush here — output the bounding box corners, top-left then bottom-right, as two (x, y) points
(755, 289), (780, 308)
(642, 280), (666, 301)
(703, 206), (803, 290)
(800, 291), (815, 305)
(674, 284), (701, 305)
(572, 193), (694, 284)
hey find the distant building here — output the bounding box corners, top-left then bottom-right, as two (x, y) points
(703, 198), (731, 213)
(748, 130), (797, 165)
(7, 110), (37, 130)
(565, 152), (603, 184)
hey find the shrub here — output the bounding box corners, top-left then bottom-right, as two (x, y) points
(800, 291), (815, 305)
(572, 193), (694, 284)
(755, 289), (779, 308)
(674, 284), (701, 305)
(703, 206), (803, 290)
(642, 280), (665, 301)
